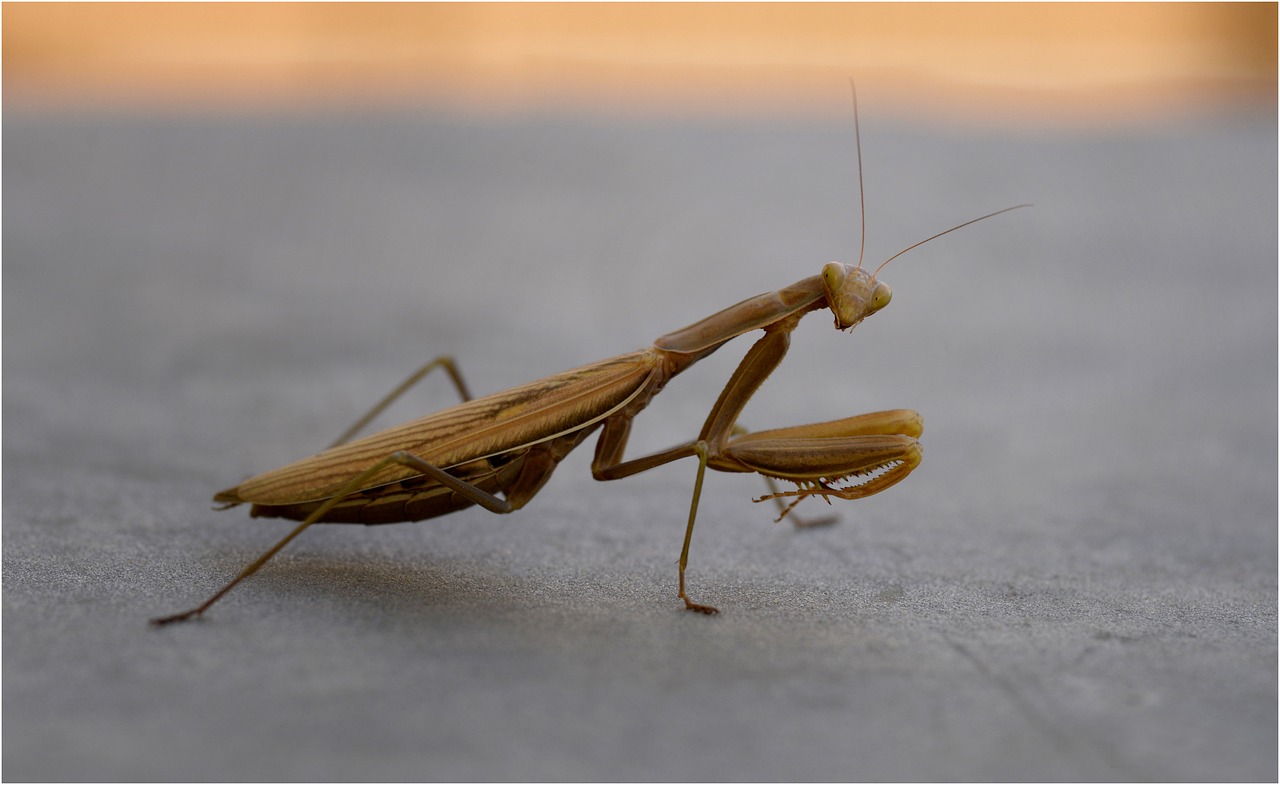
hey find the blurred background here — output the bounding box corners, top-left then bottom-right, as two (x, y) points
(5, 2), (1276, 124)
(5, 4), (1276, 782)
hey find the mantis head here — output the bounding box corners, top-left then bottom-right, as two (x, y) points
(831, 82), (1027, 335)
(820, 261), (891, 331)
(820, 204), (1031, 333)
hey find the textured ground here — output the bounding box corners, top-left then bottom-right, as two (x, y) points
(4, 108), (1275, 780)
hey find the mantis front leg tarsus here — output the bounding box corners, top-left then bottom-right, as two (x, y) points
(732, 426), (836, 527)
(759, 474), (837, 527)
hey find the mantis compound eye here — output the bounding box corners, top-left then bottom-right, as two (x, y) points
(820, 261), (847, 295)
(870, 280), (892, 313)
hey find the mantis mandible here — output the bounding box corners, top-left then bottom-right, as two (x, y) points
(151, 89), (1025, 624)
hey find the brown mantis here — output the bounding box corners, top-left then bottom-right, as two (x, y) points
(151, 92), (1025, 625)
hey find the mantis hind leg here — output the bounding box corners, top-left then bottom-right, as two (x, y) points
(151, 449), (515, 626)
(327, 356), (474, 448)
(155, 429), (591, 626)
(212, 356), (478, 514)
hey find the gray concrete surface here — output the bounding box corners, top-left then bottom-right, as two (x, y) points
(4, 103), (1275, 781)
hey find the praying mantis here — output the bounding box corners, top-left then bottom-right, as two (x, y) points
(151, 90), (1025, 625)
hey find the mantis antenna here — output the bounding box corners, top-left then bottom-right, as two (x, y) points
(851, 79), (867, 273)
(873, 203), (1032, 277)
(848, 80), (1027, 278)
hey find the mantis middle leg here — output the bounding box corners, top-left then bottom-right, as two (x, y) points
(591, 325), (797, 613)
(592, 325), (922, 613)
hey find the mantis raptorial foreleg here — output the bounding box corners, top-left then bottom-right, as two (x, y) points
(737, 433), (836, 527)
(589, 319), (919, 612)
(592, 411), (923, 613)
